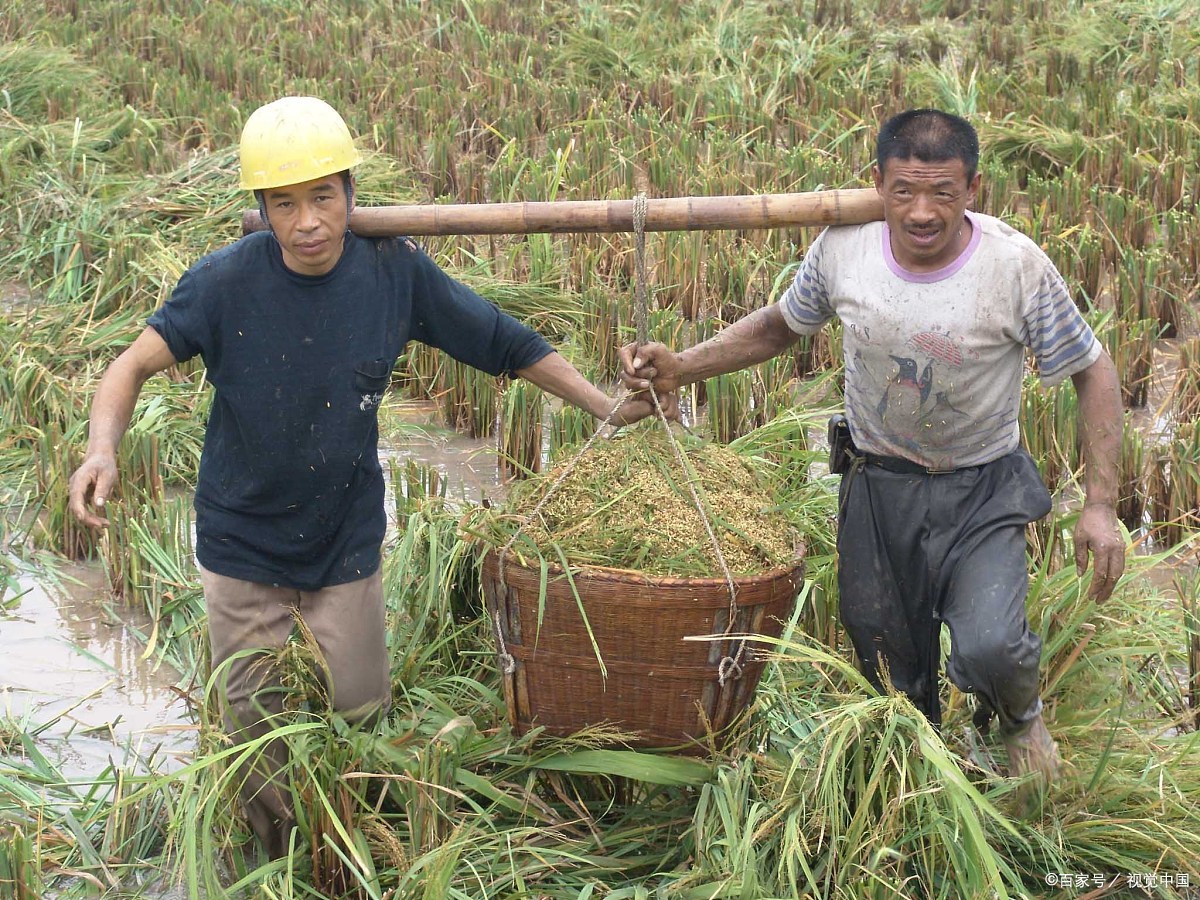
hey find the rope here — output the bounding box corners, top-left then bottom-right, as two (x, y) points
(492, 608), (516, 675)
(645, 386), (743, 684)
(633, 193), (649, 346)
(631, 192), (742, 685)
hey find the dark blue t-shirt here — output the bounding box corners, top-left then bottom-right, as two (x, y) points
(148, 231), (552, 590)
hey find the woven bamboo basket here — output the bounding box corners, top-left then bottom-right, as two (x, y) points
(481, 549), (805, 751)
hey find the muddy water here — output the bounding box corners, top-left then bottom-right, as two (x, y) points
(380, 399), (506, 514)
(1, 563), (193, 778)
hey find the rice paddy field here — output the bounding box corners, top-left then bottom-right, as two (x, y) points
(2, 0), (1200, 896)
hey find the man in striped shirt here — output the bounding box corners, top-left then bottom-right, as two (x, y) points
(620, 109), (1125, 793)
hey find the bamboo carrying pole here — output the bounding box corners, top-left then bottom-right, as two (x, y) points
(240, 188), (883, 236)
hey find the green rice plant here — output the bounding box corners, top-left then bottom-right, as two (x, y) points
(0, 818), (41, 900)
(396, 342), (445, 402)
(0, 726), (177, 896)
(1164, 209), (1200, 277)
(655, 229), (709, 320)
(0, 40), (106, 121)
(646, 306), (688, 352)
(115, 430), (163, 506)
(1115, 247), (1166, 329)
(5, 0), (1200, 893)
(1165, 419), (1200, 544)
(706, 369), (756, 444)
(0, 544), (25, 612)
(1166, 338), (1200, 424)
(1149, 257), (1191, 339)
(148, 497), (707, 897)
(497, 378), (544, 480)
(101, 496), (192, 601)
(31, 421), (99, 560)
(436, 358), (497, 439)
(99, 495), (204, 682)
(0, 343), (78, 438)
(384, 500), (487, 685)
(1071, 224), (1107, 305)
(389, 458), (447, 522)
(1116, 413), (1148, 535)
(122, 380), (209, 488)
(981, 117), (1098, 178)
(1147, 449), (1175, 547)
(452, 266), (584, 341)
(578, 286), (624, 378)
(1100, 316), (1161, 409)
(716, 638), (1022, 900)
(1179, 568), (1200, 731)
(790, 327), (841, 381)
(548, 404), (595, 462)
(749, 353), (795, 430)
(1019, 374), (1080, 507)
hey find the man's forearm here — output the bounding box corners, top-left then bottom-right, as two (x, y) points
(675, 305), (799, 385)
(1072, 353), (1122, 506)
(515, 351), (612, 420)
(84, 326), (179, 458)
(85, 358), (150, 458)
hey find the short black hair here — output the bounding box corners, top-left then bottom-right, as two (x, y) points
(876, 109), (979, 182)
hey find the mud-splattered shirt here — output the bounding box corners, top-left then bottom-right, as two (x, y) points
(149, 231), (552, 590)
(778, 211), (1101, 469)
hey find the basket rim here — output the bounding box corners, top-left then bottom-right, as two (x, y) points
(482, 543), (805, 589)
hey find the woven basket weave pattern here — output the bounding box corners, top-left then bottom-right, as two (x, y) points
(482, 551), (804, 750)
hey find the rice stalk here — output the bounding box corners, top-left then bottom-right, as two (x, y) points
(548, 404), (596, 462)
(1179, 568), (1200, 731)
(1164, 337), (1200, 424)
(1164, 419), (1200, 544)
(496, 378), (544, 481)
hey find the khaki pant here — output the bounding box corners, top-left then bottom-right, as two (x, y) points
(201, 565), (390, 858)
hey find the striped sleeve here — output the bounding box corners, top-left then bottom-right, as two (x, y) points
(777, 230), (835, 336)
(1023, 263), (1102, 385)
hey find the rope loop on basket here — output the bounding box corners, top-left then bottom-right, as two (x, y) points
(492, 608), (517, 676)
(718, 653), (743, 685)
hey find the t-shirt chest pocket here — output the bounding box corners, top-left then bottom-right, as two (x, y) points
(354, 358), (392, 412)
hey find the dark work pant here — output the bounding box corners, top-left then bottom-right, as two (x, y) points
(836, 449), (1053, 735)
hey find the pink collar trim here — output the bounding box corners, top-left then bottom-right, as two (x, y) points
(882, 210), (981, 283)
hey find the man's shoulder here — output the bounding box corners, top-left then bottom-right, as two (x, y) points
(358, 234), (425, 260)
(185, 231), (274, 283)
(821, 220), (884, 244)
(808, 220), (884, 261)
(970, 212), (1049, 263)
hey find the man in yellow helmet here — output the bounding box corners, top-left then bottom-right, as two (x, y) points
(67, 96), (658, 858)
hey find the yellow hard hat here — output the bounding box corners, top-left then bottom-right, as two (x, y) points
(238, 96), (362, 190)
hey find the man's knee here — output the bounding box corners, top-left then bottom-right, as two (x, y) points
(951, 628), (1041, 690)
(326, 662), (391, 722)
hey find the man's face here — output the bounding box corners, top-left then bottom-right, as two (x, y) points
(261, 175), (353, 276)
(872, 157), (980, 273)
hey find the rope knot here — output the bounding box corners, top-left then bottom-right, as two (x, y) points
(718, 653), (744, 685)
(492, 609), (517, 676)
